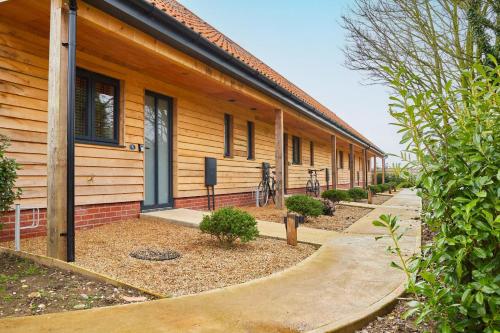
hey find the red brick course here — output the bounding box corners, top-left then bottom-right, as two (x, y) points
(175, 191), (256, 210)
(0, 202), (140, 242)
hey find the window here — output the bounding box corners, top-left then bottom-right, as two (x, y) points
(75, 68), (120, 144)
(309, 141), (314, 166)
(247, 121), (255, 160)
(292, 136), (301, 164)
(338, 151), (344, 169)
(224, 113), (233, 157)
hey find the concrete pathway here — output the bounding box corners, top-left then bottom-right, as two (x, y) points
(0, 189), (421, 333)
(141, 209), (337, 246)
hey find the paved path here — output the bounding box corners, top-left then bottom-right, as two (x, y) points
(141, 209), (337, 245)
(0, 190), (421, 333)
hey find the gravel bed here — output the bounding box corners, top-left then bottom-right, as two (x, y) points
(0, 252), (155, 318)
(1, 219), (316, 297)
(241, 204), (372, 232)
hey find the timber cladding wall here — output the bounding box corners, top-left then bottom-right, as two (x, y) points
(0, 10), (371, 215)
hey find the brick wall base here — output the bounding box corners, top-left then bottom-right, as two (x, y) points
(0, 202), (140, 242)
(175, 191), (256, 210)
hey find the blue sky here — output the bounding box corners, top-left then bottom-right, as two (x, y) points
(179, 0), (402, 164)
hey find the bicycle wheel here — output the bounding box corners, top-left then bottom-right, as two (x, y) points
(314, 180), (320, 197)
(257, 181), (269, 206)
(306, 180), (314, 196)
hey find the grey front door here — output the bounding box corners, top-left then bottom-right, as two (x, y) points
(142, 91), (173, 210)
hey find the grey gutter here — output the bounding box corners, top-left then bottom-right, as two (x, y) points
(83, 0), (384, 156)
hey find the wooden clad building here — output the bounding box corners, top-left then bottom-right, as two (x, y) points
(0, 0), (385, 243)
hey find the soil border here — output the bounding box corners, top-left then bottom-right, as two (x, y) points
(0, 247), (167, 299)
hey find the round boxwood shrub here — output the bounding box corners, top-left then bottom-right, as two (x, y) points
(285, 195), (323, 220)
(200, 207), (259, 247)
(321, 189), (350, 203)
(347, 188), (368, 201)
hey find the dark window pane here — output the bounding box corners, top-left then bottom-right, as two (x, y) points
(94, 81), (115, 140)
(75, 76), (88, 137)
(292, 136), (301, 164)
(247, 121), (254, 160)
(224, 114), (232, 157)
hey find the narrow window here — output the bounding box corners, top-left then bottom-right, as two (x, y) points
(309, 141), (314, 166)
(224, 113), (233, 157)
(247, 121), (255, 160)
(292, 136), (301, 164)
(75, 68), (120, 144)
(338, 151), (344, 169)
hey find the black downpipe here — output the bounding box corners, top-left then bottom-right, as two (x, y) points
(67, 0), (77, 262)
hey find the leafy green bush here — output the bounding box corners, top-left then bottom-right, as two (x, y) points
(347, 188), (368, 201)
(200, 207), (259, 247)
(285, 195), (323, 220)
(379, 60), (500, 332)
(368, 184), (382, 194)
(321, 189), (350, 203)
(0, 135), (21, 231)
(379, 183), (390, 192)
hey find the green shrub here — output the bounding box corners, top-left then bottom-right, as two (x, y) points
(200, 207), (259, 247)
(321, 189), (350, 203)
(368, 184), (382, 194)
(379, 183), (390, 192)
(377, 61), (500, 331)
(285, 195), (323, 220)
(0, 135), (21, 231)
(347, 188), (368, 201)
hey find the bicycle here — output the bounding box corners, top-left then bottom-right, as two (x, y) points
(255, 163), (277, 206)
(306, 168), (324, 197)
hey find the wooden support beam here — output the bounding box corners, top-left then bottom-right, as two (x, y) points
(373, 156), (377, 185)
(349, 143), (354, 189)
(274, 109), (284, 209)
(362, 148), (368, 189)
(382, 157), (386, 184)
(47, 0), (69, 261)
(331, 135), (337, 190)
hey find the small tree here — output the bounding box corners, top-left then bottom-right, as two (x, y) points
(285, 195), (323, 221)
(0, 135), (21, 230)
(200, 207), (259, 247)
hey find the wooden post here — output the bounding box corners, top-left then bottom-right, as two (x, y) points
(382, 157), (386, 184)
(368, 188), (373, 204)
(286, 212), (298, 246)
(373, 156), (377, 185)
(274, 109), (284, 209)
(47, 0), (69, 260)
(349, 143), (354, 189)
(331, 135), (337, 190)
(362, 148), (368, 189)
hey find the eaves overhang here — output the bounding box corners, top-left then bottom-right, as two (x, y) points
(83, 0), (385, 156)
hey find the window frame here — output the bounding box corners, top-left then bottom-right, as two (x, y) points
(309, 141), (314, 166)
(338, 150), (344, 169)
(75, 68), (120, 146)
(247, 121), (255, 160)
(292, 135), (301, 165)
(224, 113), (233, 157)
